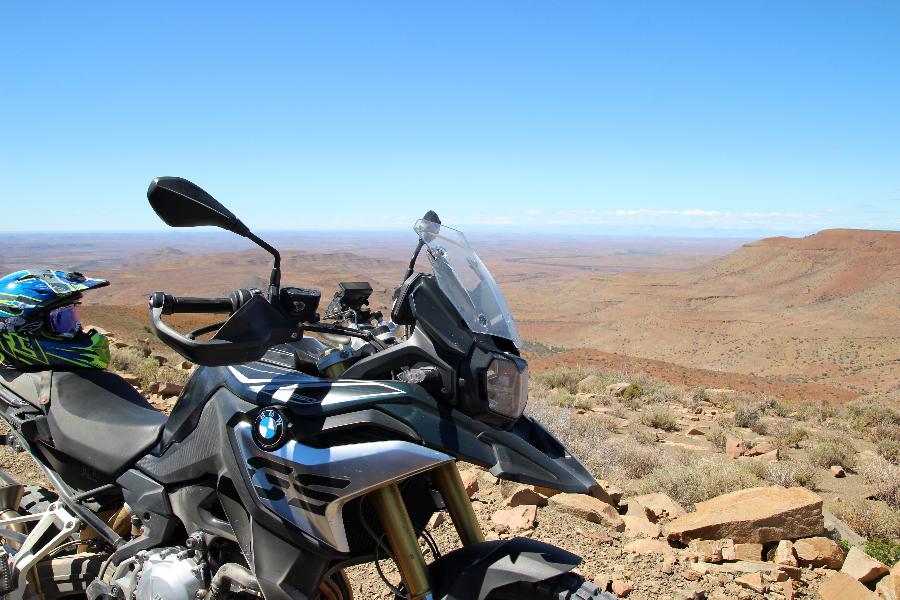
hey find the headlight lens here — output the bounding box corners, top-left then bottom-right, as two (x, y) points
(485, 357), (528, 419)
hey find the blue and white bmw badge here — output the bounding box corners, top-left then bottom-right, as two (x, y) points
(253, 407), (287, 451)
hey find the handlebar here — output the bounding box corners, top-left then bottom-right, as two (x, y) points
(149, 292), (234, 315)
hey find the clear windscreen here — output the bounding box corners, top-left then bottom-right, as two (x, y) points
(414, 219), (522, 348)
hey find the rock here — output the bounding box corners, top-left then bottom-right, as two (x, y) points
(503, 484), (548, 507)
(840, 547), (889, 583)
(151, 355), (168, 366)
(490, 505), (537, 532)
(778, 580), (796, 600)
(630, 492), (686, 522)
(112, 341), (129, 349)
(747, 440), (776, 456)
(876, 573), (900, 600)
(146, 382), (160, 393)
(823, 508), (866, 547)
(624, 538), (674, 556)
(686, 427), (705, 436)
(666, 486), (824, 544)
(758, 449), (779, 462)
(531, 485), (560, 499)
(611, 580), (632, 597)
(157, 382), (183, 397)
(689, 539), (725, 563)
(720, 538), (737, 560)
(119, 373), (139, 386)
(622, 515), (661, 539)
(793, 536), (845, 569)
(725, 436), (745, 458)
(773, 540), (798, 567)
(692, 560), (800, 580)
(589, 481), (622, 507)
(427, 512), (445, 529)
(819, 571), (876, 599)
(735, 572), (766, 593)
(548, 494), (625, 531)
(732, 543), (763, 561)
(606, 382), (629, 396)
(459, 469), (480, 498)
(831, 465), (845, 478)
(597, 480), (624, 505)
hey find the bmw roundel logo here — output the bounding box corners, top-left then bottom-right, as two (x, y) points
(253, 407), (287, 451)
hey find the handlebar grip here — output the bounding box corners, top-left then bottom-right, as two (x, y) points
(149, 292), (233, 315)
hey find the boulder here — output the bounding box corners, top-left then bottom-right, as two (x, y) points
(666, 486), (824, 544)
(876, 573), (900, 600)
(503, 484), (548, 507)
(793, 536), (845, 569)
(773, 540), (798, 567)
(490, 505), (537, 532)
(747, 440), (776, 456)
(459, 469), (480, 498)
(735, 572), (766, 593)
(621, 515), (661, 539)
(576, 374), (606, 394)
(630, 493), (686, 522)
(758, 449), (779, 462)
(831, 465), (845, 478)
(157, 382), (183, 397)
(840, 547), (889, 583)
(819, 571), (876, 600)
(548, 494), (625, 531)
(725, 436), (745, 458)
(589, 481), (622, 507)
(611, 580), (632, 597)
(686, 427), (705, 436)
(690, 559), (800, 580)
(732, 543), (763, 561)
(624, 539), (674, 556)
(531, 485), (561, 499)
(606, 382), (629, 396)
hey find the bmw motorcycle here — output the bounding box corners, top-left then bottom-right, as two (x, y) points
(0, 177), (612, 600)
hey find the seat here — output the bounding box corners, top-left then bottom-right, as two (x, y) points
(43, 370), (167, 476)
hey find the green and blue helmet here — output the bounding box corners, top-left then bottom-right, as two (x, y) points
(0, 269), (110, 370)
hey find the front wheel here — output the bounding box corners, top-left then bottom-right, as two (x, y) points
(487, 573), (615, 600)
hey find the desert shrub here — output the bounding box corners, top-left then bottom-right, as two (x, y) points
(707, 425), (728, 452)
(809, 434), (857, 469)
(763, 460), (819, 490)
(877, 439), (900, 465)
(844, 400), (900, 440)
(547, 390), (578, 408)
(632, 427), (656, 445)
(797, 400), (836, 424)
(109, 347), (182, 390)
(621, 383), (644, 402)
(593, 438), (666, 481)
(692, 388), (711, 404)
(865, 538), (900, 567)
(858, 456), (900, 509)
(526, 398), (611, 473)
(734, 402), (764, 430)
(532, 367), (594, 394)
(608, 403), (628, 419)
(641, 406), (679, 431)
(831, 498), (900, 541)
(749, 417), (769, 436)
(641, 456), (759, 509)
(575, 372), (617, 394)
(769, 421), (809, 451)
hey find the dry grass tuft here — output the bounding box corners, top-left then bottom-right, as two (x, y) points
(640, 454), (759, 508)
(858, 456), (900, 509)
(809, 434), (857, 469)
(831, 498), (900, 541)
(641, 406), (679, 431)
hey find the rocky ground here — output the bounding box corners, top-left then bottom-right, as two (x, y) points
(2, 331), (898, 599)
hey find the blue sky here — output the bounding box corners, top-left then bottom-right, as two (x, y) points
(1, 1), (898, 235)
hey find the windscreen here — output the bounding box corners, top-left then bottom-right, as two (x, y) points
(414, 219), (522, 348)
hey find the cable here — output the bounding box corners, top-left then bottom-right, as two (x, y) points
(357, 498), (406, 599)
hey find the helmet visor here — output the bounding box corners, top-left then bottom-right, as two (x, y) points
(48, 305), (81, 338)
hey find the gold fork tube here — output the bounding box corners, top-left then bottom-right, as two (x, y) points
(432, 462), (485, 546)
(369, 483), (432, 600)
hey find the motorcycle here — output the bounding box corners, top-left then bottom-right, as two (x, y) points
(0, 177), (612, 599)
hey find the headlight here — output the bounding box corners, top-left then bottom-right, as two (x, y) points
(485, 357), (528, 419)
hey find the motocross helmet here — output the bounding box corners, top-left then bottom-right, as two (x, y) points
(0, 269), (110, 370)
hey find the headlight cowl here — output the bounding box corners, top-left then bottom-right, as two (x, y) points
(485, 357), (528, 420)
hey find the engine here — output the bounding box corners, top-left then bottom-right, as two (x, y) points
(114, 547), (205, 600)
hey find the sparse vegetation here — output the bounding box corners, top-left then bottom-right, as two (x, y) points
(641, 455), (759, 508)
(858, 456), (900, 509)
(831, 498), (900, 541)
(763, 460), (818, 490)
(877, 438), (900, 465)
(809, 434), (857, 469)
(641, 406), (678, 431)
(864, 538), (900, 567)
(733, 401), (764, 430)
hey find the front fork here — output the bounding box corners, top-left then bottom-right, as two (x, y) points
(369, 461), (484, 600)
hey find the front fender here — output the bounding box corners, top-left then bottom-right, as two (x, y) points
(427, 538), (580, 600)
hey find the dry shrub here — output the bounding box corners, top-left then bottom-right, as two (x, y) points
(763, 460), (819, 490)
(831, 498), (900, 541)
(532, 366), (595, 394)
(844, 399), (900, 440)
(526, 398), (611, 473)
(858, 456), (900, 509)
(809, 434), (857, 469)
(769, 421), (810, 451)
(734, 402), (765, 430)
(877, 438), (900, 465)
(707, 425), (728, 452)
(641, 455), (760, 509)
(593, 438), (666, 481)
(110, 346), (190, 389)
(641, 406), (679, 431)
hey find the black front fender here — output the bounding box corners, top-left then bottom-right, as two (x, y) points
(427, 538), (580, 600)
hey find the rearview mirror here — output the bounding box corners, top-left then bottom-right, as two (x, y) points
(147, 177), (249, 236)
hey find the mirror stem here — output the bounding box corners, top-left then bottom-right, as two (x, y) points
(245, 231), (282, 301)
